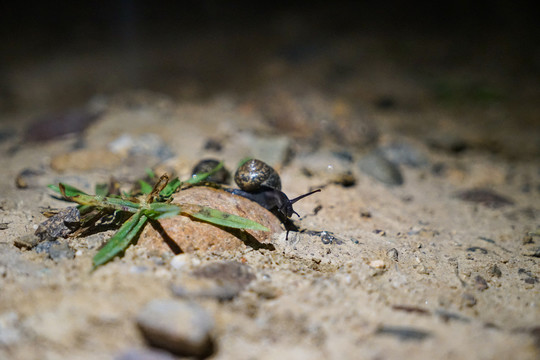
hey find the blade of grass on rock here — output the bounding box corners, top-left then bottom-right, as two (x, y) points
(180, 203), (269, 231)
(48, 183), (88, 197)
(160, 177), (182, 198)
(92, 211), (148, 269)
(145, 203), (181, 219)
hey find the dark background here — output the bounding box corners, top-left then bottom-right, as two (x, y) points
(1, 0), (538, 147)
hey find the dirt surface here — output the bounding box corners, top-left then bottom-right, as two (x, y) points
(1, 3), (539, 360)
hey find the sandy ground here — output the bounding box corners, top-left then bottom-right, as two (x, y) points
(0, 8), (539, 359)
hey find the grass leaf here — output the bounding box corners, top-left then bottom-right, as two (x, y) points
(144, 203), (181, 219)
(48, 183), (88, 197)
(160, 177), (182, 198)
(63, 192), (141, 213)
(94, 183), (109, 197)
(180, 203), (269, 231)
(92, 211), (148, 269)
(145, 168), (155, 179)
(138, 180), (153, 194)
(186, 161), (224, 185)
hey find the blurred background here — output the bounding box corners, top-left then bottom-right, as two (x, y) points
(1, 0), (538, 156)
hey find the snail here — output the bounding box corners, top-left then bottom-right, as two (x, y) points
(229, 159), (321, 219)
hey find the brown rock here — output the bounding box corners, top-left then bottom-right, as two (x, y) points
(138, 187), (282, 253)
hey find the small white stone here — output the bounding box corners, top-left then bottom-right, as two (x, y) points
(136, 299), (214, 357)
(368, 259), (386, 269)
(170, 254), (190, 270)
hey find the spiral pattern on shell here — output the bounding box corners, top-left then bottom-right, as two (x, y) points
(234, 159), (281, 192)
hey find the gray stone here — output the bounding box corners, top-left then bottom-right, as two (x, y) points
(379, 142), (429, 168)
(172, 261), (256, 301)
(136, 299), (214, 357)
(115, 348), (175, 360)
(358, 150), (404, 186)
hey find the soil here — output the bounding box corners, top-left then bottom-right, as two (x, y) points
(1, 3), (539, 360)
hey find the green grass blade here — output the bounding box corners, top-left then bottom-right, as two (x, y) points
(138, 180), (153, 194)
(66, 193), (141, 212)
(48, 183), (88, 197)
(94, 183), (109, 197)
(92, 211), (148, 269)
(160, 177), (183, 198)
(144, 203), (181, 219)
(145, 168), (156, 179)
(186, 161), (224, 185)
(181, 203), (269, 231)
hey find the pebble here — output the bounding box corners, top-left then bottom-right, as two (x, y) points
(108, 133), (174, 161)
(24, 107), (102, 142)
(456, 188), (514, 208)
(48, 241), (75, 261)
(517, 269), (538, 284)
(368, 260), (386, 269)
(136, 299), (215, 357)
(15, 168), (46, 189)
(386, 248), (399, 261)
(115, 348), (176, 360)
(375, 325), (431, 341)
(379, 141), (429, 168)
(191, 159), (231, 185)
(172, 261), (255, 301)
(461, 293), (477, 307)
(0, 311), (22, 346)
(474, 275), (489, 291)
(358, 150), (404, 186)
(170, 254), (192, 270)
(35, 206), (80, 241)
(13, 233), (40, 249)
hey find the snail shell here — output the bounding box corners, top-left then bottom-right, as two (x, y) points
(234, 159), (281, 192)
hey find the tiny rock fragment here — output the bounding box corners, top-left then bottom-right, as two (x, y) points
(474, 275), (489, 291)
(13, 234), (40, 249)
(48, 241), (75, 261)
(0, 223), (8, 230)
(375, 326), (431, 341)
(461, 293), (477, 307)
(369, 260), (386, 269)
(386, 248), (399, 261)
(15, 168), (45, 189)
(490, 264), (502, 278)
(522, 246), (540, 258)
(391, 305), (430, 315)
(136, 299), (215, 357)
(518, 269), (538, 284)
